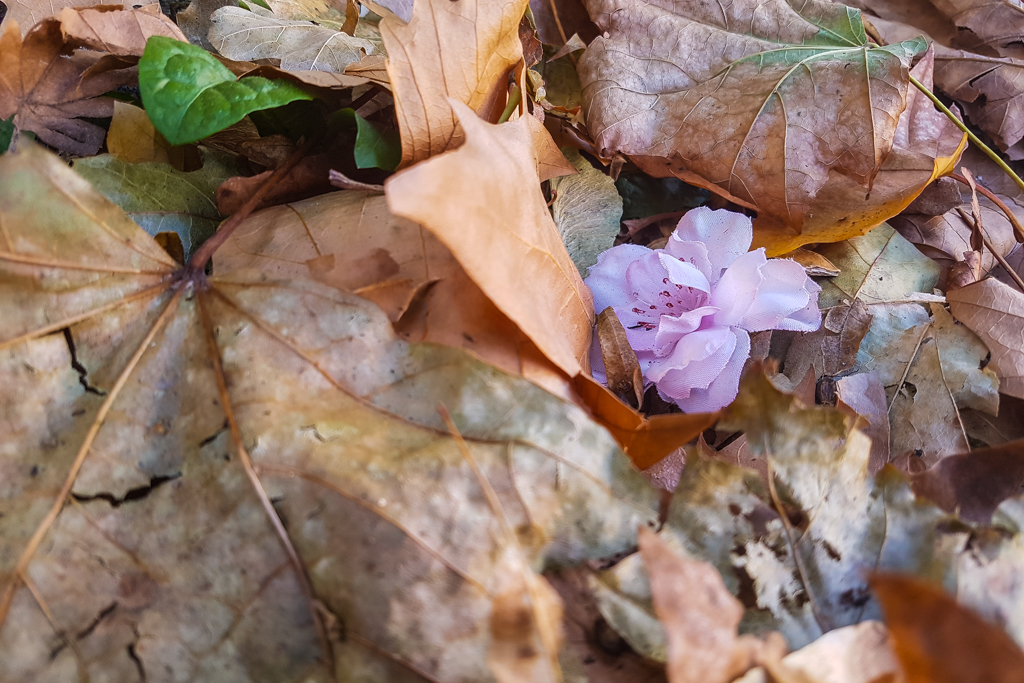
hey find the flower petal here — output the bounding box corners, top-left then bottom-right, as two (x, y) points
(710, 249), (767, 327)
(672, 207), (753, 281)
(671, 328), (750, 413)
(653, 306), (719, 356)
(586, 243), (651, 313)
(646, 326), (733, 388)
(775, 275), (823, 332)
(658, 252), (711, 293)
(738, 258), (812, 331)
(664, 235), (714, 281)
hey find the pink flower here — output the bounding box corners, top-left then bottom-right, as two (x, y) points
(586, 207), (821, 413)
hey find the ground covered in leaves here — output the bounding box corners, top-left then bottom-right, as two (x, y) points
(3, 0), (1024, 681)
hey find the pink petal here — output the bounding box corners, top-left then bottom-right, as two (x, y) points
(710, 250), (767, 327)
(658, 253), (711, 293)
(671, 328), (750, 413)
(653, 306), (719, 356)
(672, 207), (753, 281)
(586, 244), (651, 314)
(664, 235), (715, 282)
(737, 258), (812, 331)
(646, 326), (733, 388)
(775, 276), (822, 332)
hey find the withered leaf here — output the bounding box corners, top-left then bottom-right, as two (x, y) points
(948, 277), (1024, 400)
(595, 307), (643, 410)
(0, 19), (136, 156)
(0, 143), (662, 681)
(58, 4), (187, 56)
(578, 0), (961, 254)
(0, 0), (158, 36)
(380, 0), (529, 163)
(386, 104), (591, 378)
(928, 0), (1024, 59)
(872, 573), (1024, 683)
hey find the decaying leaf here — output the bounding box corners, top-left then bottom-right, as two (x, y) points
(928, 0), (1024, 59)
(73, 151), (240, 259)
(178, 0), (354, 49)
(0, 0), (158, 36)
(380, 0), (528, 163)
(386, 103), (591, 377)
(948, 277), (1024, 400)
(0, 143), (662, 681)
(106, 100), (177, 165)
(594, 308), (643, 410)
(209, 6), (374, 72)
(0, 19), (136, 156)
(590, 368), (1009, 652)
(57, 4), (187, 56)
(908, 439), (1024, 524)
(835, 372), (890, 474)
(638, 526), (785, 683)
(578, 0), (964, 254)
(550, 148), (622, 276)
(872, 573), (1024, 683)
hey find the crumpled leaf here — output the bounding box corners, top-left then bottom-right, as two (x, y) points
(872, 572), (1024, 683)
(0, 142), (661, 682)
(139, 36), (314, 146)
(550, 148), (622, 276)
(0, 0), (159, 36)
(386, 103), (592, 377)
(927, 0), (1024, 59)
(73, 151), (240, 260)
(591, 368), (1003, 652)
(57, 4), (187, 56)
(908, 439), (1024, 524)
(578, 0), (964, 254)
(209, 6), (374, 72)
(380, 0), (529, 164)
(948, 277), (1024, 400)
(0, 19), (136, 156)
(638, 526), (786, 683)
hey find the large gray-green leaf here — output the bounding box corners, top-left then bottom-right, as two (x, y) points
(73, 151), (240, 259)
(550, 149), (622, 276)
(209, 6), (375, 72)
(0, 143), (660, 681)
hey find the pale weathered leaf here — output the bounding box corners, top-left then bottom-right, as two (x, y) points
(209, 6), (374, 73)
(578, 0), (964, 253)
(551, 148), (622, 276)
(73, 151), (240, 260)
(57, 4), (187, 56)
(0, 143), (662, 682)
(179, 0), (353, 50)
(948, 277), (1024, 399)
(0, 0), (158, 36)
(380, 0), (529, 163)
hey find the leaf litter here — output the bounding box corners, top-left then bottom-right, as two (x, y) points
(6, 0), (1024, 680)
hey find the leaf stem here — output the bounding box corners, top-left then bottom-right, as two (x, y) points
(951, 173), (1024, 242)
(187, 133), (320, 275)
(497, 85), (522, 125)
(909, 74), (1024, 196)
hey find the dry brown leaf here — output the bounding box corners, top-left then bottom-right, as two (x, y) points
(386, 103), (592, 377)
(528, 0), (598, 47)
(58, 4), (186, 56)
(872, 573), (1024, 683)
(578, 0), (965, 254)
(106, 100), (174, 165)
(638, 526), (785, 683)
(760, 621), (905, 683)
(928, 0), (1024, 59)
(908, 439), (1024, 524)
(948, 277), (1024, 399)
(380, 0), (529, 164)
(0, 19), (136, 156)
(595, 308), (643, 409)
(0, 0), (158, 36)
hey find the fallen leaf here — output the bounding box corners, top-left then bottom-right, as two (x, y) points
(73, 151), (240, 259)
(0, 0), (159, 36)
(209, 6), (374, 72)
(835, 372), (890, 474)
(58, 4), (187, 56)
(0, 142), (662, 681)
(550, 148), (622, 276)
(0, 19), (136, 156)
(928, 0), (1024, 59)
(380, 0), (529, 163)
(106, 100), (176, 165)
(578, 0), (964, 254)
(872, 573), (1024, 683)
(386, 103), (592, 377)
(908, 439), (1024, 524)
(528, 0), (598, 47)
(948, 277), (1024, 399)
(178, 0), (353, 49)
(638, 526), (785, 683)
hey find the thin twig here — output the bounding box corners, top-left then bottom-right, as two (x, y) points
(887, 321), (932, 416)
(187, 133), (321, 275)
(951, 173), (1024, 243)
(954, 198), (1024, 293)
(910, 75), (1024, 196)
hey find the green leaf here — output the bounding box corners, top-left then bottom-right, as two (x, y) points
(72, 151), (242, 259)
(139, 36), (313, 146)
(0, 116), (14, 155)
(336, 108), (402, 171)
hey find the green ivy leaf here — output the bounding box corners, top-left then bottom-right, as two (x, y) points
(139, 36), (313, 146)
(0, 116), (15, 155)
(336, 109), (401, 171)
